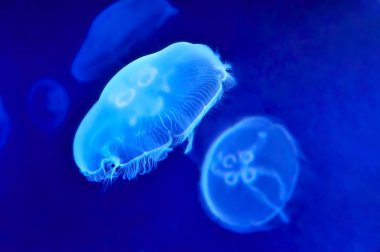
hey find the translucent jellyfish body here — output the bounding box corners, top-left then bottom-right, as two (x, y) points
(71, 0), (177, 82)
(73, 42), (234, 182)
(0, 98), (10, 148)
(28, 78), (69, 131)
(200, 117), (300, 233)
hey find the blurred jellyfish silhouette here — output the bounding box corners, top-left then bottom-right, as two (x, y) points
(200, 116), (300, 233)
(28, 78), (69, 131)
(74, 42), (234, 182)
(361, 0), (380, 14)
(71, 0), (178, 83)
(0, 98), (10, 148)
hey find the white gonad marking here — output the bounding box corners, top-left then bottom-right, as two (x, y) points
(238, 149), (254, 165)
(222, 154), (237, 168)
(115, 88), (136, 108)
(138, 66), (158, 87)
(224, 172), (239, 186)
(240, 167), (257, 184)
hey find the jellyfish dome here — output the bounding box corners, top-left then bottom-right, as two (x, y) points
(71, 0), (177, 82)
(73, 42), (234, 182)
(0, 97), (10, 148)
(28, 78), (69, 131)
(200, 116), (300, 233)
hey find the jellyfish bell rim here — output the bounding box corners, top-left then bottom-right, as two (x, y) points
(73, 102), (176, 183)
(76, 137), (173, 183)
(199, 176), (286, 234)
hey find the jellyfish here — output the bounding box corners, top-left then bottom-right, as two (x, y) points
(200, 116), (300, 233)
(73, 42), (234, 182)
(0, 97), (10, 148)
(71, 0), (178, 83)
(28, 78), (69, 131)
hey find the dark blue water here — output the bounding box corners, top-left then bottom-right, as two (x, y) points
(0, 0), (379, 251)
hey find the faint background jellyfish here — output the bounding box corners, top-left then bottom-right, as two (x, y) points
(200, 116), (300, 233)
(0, 97), (10, 148)
(73, 42), (235, 183)
(28, 78), (69, 131)
(71, 0), (178, 83)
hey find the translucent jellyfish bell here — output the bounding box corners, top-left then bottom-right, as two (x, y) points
(73, 42), (234, 182)
(71, 0), (178, 82)
(28, 78), (69, 131)
(200, 116), (300, 233)
(0, 97), (10, 148)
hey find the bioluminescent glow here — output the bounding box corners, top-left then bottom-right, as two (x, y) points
(28, 78), (69, 131)
(0, 97), (10, 148)
(73, 42), (234, 183)
(200, 116), (300, 233)
(71, 0), (177, 82)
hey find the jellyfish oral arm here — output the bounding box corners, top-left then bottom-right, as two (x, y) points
(247, 184), (289, 224)
(252, 166), (287, 201)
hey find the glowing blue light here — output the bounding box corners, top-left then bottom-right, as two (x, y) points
(71, 0), (178, 82)
(200, 116), (300, 233)
(0, 97), (10, 148)
(28, 78), (69, 131)
(73, 42), (234, 183)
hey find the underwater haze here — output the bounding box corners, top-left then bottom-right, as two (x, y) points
(0, 0), (380, 251)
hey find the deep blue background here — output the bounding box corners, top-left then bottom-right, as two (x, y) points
(0, 0), (379, 251)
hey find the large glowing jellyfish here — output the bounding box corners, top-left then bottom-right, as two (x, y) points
(200, 116), (300, 233)
(73, 42), (234, 182)
(28, 78), (69, 131)
(0, 97), (10, 148)
(71, 0), (178, 82)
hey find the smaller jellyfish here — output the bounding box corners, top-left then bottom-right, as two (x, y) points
(71, 0), (178, 82)
(0, 97), (10, 148)
(200, 116), (300, 233)
(28, 78), (69, 131)
(73, 42), (234, 183)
